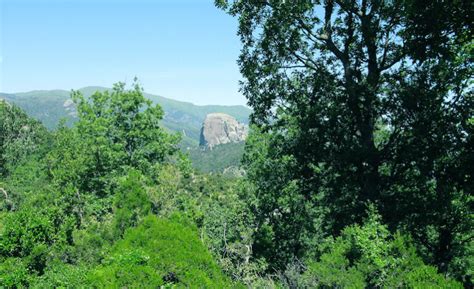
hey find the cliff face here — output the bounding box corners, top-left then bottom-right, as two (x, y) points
(199, 113), (248, 149)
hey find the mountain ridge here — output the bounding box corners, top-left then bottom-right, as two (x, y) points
(0, 86), (251, 147)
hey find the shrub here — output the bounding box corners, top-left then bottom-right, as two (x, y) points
(89, 215), (241, 288)
(300, 210), (462, 288)
(0, 258), (30, 288)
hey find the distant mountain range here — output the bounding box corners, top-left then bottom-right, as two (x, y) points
(0, 86), (251, 147)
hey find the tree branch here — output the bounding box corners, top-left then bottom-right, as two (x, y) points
(289, 50), (319, 71)
(296, 18), (324, 45)
(380, 50), (407, 71)
(343, 5), (355, 58)
(0, 187), (8, 200)
(322, 0), (349, 65)
(278, 65), (308, 69)
(335, 0), (363, 18)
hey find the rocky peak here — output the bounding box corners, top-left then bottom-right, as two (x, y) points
(199, 113), (248, 149)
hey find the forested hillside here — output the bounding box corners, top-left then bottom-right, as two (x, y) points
(188, 142), (245, 173)
(0, 0), (472, 288)
(0, 87), (251, 147)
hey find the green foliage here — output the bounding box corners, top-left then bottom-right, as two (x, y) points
(188, 142), (245, 173)
(0, 203), (75, 274)
(0, 209), (56, 258)
(301, 211), (462, 288)
(1, 29), (471, 287)
(243, 126), (324, 269)
(90, 215), (238, 288)
(192, 177), (260, 282)
(45, 81), (181, 227)
(69, 220), (112, 266)
(0, 84), (260, 287)
(0, 258), (30, 288)
(144, 163), (263, 285)
(71, 81), (180, 179)
(220, 1), (473, 285)
(30, 261), (92, 288)
(0, 100), (50, 177)
(112, 169), (152, 237)
(47, 81), (180, 183)
(0, 157), (50, 212)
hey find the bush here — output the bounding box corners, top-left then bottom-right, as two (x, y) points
(112, 169), (152, 237)
(89, 215), (241, 288)
(30, 261), (92, 288)
(0, 258), (30, 288)
(299, 209), (462, 288)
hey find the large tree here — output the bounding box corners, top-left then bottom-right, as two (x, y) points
(218, 0), (473, 280)
(46, 81), (181, 225)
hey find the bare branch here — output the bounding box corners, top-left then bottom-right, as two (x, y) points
(322, 1), (349, 65)
(343, 5), (355, 58)
(335, 0), (362, 19)
(296, 18), (324, 45)
(0, 187), (8, 200)
(289, 50), (319, 71)
(278, 65), (308, 69)
(380, 51), (406, 71)
(379, 11), (403, 71)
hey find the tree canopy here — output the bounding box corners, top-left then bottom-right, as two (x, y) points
(218, 0), (473, 283)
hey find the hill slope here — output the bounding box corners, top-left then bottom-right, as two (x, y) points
(187, 142), (246, 174)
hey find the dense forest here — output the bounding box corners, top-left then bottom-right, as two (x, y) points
(1, 0), (472, 288)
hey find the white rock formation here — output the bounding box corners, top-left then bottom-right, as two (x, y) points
(199, 113), (248, 149)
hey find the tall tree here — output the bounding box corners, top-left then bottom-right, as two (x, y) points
(218, 0), (473, 280)
(46, 81), (181, 223)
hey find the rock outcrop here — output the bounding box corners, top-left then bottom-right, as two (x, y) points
(199, 113), (248, 149)
(63, 99), (77, 117)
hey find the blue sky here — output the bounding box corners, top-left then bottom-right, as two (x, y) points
(0, 0), (246, 105)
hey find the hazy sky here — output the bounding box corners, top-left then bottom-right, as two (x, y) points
(0, 0), (246, 105)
